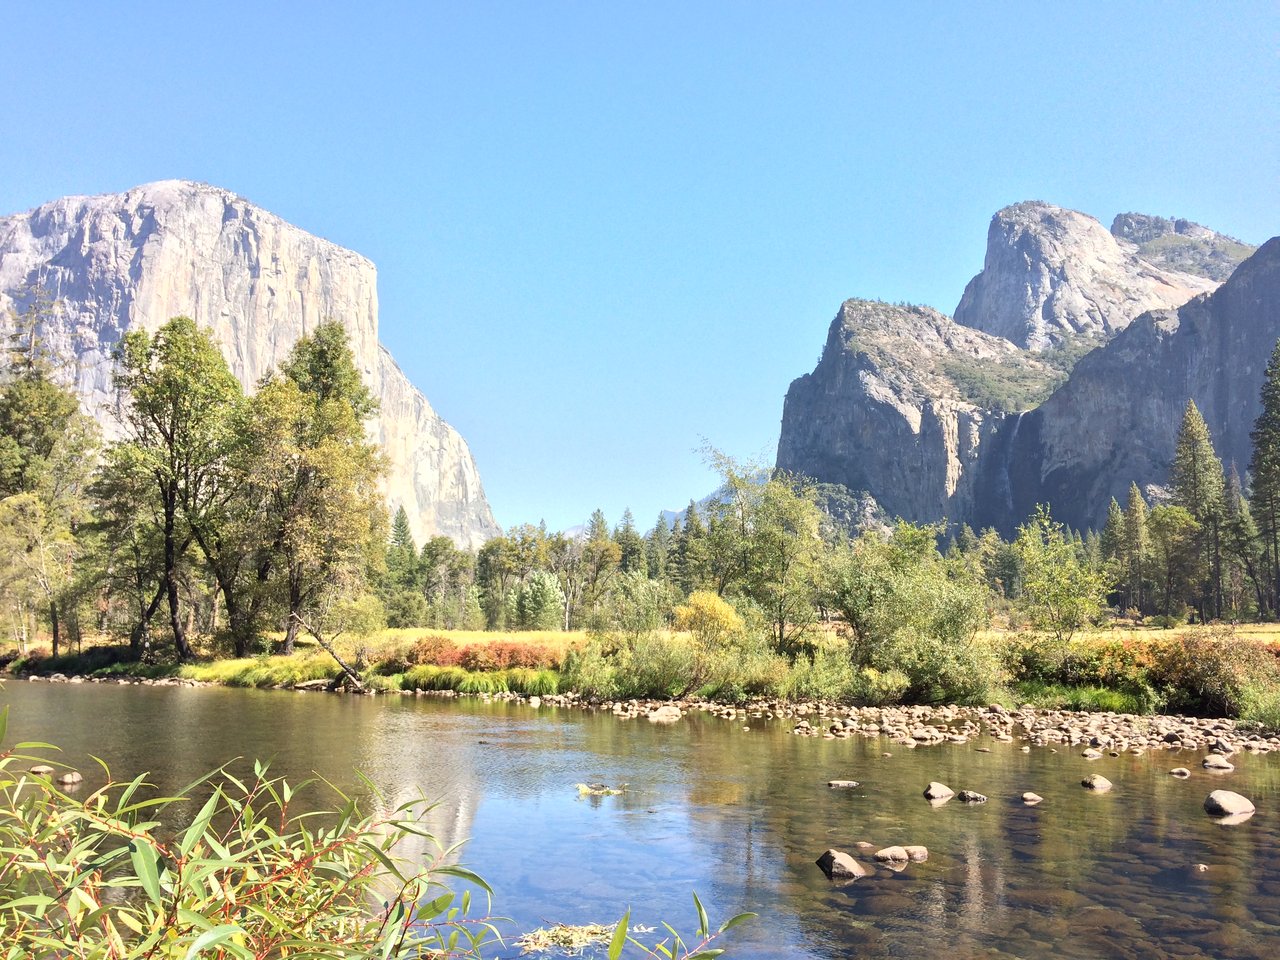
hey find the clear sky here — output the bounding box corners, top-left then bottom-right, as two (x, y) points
(1, 2), (1276, 533)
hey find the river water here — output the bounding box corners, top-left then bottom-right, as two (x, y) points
(3, 680), (1280, 959)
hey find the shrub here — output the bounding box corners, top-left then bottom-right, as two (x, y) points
(786, 644), (860, 702)
(0, 739), (497, 957)
(459, 640), (559, 671)
(560, 643), (617, 699)
(611, 632), (697, 700)
(850, 666), (910, 706)
(868, 630), (1004, 706)
(406, 633), (463, 667)
(1149, 626), (1280, 717)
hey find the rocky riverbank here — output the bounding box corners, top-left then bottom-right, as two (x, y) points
(20, 672), (1280, 755)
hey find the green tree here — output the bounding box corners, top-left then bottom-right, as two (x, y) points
(1013, 505), (1111, 643)
(1170, 399), (1225, 619)
(614, 509), (646, 575)
(245, 323), (385, 653)
(1123, 484), (1150, 614)
(1249, 338), (1280, 612)
(1147, 505), (1200, 617)
(824, 522), (993, 703)
(646, 513), (672, 581)
(112, 318), (243, 659)
(514, 569), (566, 630)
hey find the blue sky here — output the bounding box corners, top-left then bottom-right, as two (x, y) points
(1, 2), (1276, 533)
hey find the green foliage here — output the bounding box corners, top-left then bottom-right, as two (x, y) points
(0, 733), (498, 957)
(514, 569), (566, 630)
(825, 522), (996, 703)
(1013, 505), (1111, 643)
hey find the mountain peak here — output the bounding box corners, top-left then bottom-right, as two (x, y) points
(953, 200), (1218, 350)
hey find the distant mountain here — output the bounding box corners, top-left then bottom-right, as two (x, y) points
(0, 181), (500, 547)
(953, 201), (1227, 350)
(777, 201), (1269, 535)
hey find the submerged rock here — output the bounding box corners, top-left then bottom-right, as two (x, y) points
(828, 780), (860, 789)
(1170, 768), (1191, 778)
(956, 790), (988, 803)
(1081, 774), (1113, 792)
(1022, 792), (1043, 805)
(1202, 755), (1234, 772)
(873, 846), (910, 862)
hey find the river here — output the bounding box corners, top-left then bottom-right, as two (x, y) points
(3, 680), (1280, 959)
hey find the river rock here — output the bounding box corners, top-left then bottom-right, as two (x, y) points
(647, 705), (683, 723)
(1170, 768), (1191, 778)
(903, 845), (929, 862)
(816, 849), (867, 880)
(1081, 774), (1113, 792)
(1204, 790), (1254, 817)
(1202, 755), (1234, 772)
(29, 765), (55, 776)
(57, 771), (83, 785)
(923, 781), (954, 802)
(1022, 792), (1043, 804)
(956, 790), (988, 803)
(1082, 748), (1103, 760)
(873, 846), (909, 862)
(828, 780), (860, 789)
(528, 696), (541, 708)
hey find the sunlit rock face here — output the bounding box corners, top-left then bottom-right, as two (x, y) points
(777, 199), (1272, 537)
(0, 179), (499, 547)
(776, 300), (1040, 525)
(983, 237), (1280, 533)
(953, 201), (1220, 350)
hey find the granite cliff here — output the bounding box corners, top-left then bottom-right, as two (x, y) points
(953, 201), (1226, 350)
(983, 236), (1280, 533)
(777, 200), (1265, 534)
(0, 180), (499, 547)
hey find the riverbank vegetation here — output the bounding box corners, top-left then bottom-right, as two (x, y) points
(5, 305), (1280, 729)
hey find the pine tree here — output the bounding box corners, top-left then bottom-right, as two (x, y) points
(1100, 498), (1125, 563)
(1249, 338), (1280, 612)
(1170, 399), (1225, 619)
(614, 508), (646, 575)
(1123, 483), (1149, 614)
(1223, 464), (1264, 617)
(646, 513), (671, 581)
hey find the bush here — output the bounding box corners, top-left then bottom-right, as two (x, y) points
(459, 640), (559, 671)
(786, 644), (860, 702)
(405, 633), (463, 667)
(560, 642), (617, 699)
(866, 631), (1004, 706)
(0, 740), (497, 957)
(403, 664), (470, 691)
(611, 632), (697, 700)
(1149, 627), (1280, 717)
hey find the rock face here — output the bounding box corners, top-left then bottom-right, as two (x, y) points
(0, 181), (499, 547)
(953, 201), (1219, 350)
(776, 300), (1051, 524)
(984, 237), (1280, 533)
(777, 200), (1269, 537)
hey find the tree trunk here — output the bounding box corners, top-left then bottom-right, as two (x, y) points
(164, 488), (193, 660)
(49, 600), (60, 658)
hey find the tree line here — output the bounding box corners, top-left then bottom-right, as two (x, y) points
(8, 296), (1280, 663)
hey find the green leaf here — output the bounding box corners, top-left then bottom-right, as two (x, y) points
(129, 840), (164, 908)
(608, 909), (630, 960)
(718, 911), (756, 933)
(178, 789), (222, 857)
(182, 924), (248, 959)
(693, 890), (709, 938)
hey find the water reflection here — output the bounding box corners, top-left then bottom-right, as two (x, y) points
(3, 681), (1280, 958)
